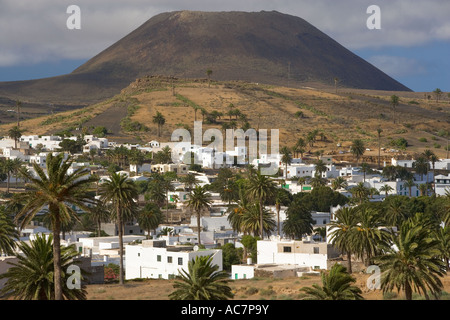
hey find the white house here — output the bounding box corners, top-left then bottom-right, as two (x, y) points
(125, 239), (222, 280)
(82, 137), (109, 153)
(78, 235), (146, 255)
(435, 174), (450, 196)
(256, 239), (340, 270)
(433, 159), (450, 170)
(130, 163), (152, 174)
(20, 135), (62, 151)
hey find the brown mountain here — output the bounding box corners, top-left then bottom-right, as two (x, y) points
(0, 10), (411, 105)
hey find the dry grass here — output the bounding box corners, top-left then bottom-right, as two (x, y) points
(85, 273), (450, 300)
(1, 77), (448, 158)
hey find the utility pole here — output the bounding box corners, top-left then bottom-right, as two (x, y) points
(287, 61), (291, 87)
(16, 100), (21, 127)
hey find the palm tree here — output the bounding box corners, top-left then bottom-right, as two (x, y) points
(138, 203), (162, 239)
(314, 160), (327, 178)
(274, 189), (290, 236)
(88, 203), (111, 237)
(0, 207), (18, 255)
(152, 111), (166, 137)
(8, 125), (23, 149)
(331, 177), (348, 191)
(295, 137), (307, 158)
(299, 263), (363, 300)
(146, 177), (166, 207)
(280, 146), (292, 179)
(352, 207), (388, 266)
(351, 182), (370, 204)
(206, 69), (213, 88)
(360, 163), (370, 183)
(169, 255), (234, 300)
(413, 156), (429, 181)
(99, 172), (138, 285)
(13, 153), (97, 300)
(380, 184), (394, 198)
(227, 185), (251, 235)
(0, 233), (87, 300)
(351, 139), (365, 165)
(181, 173), (199, 191)
(161, 173), (176, 223)
(246, 171), (277, 238)
(376, 128), (383, 168)
(1, 158), (15, 193)
(383, 196), (410, 228)
(391, 95), (399, 124)
(187, 185), (211, 246)
(419, 183), (429, 196)
(297, 176), (307, 192)
(375, 216), (446, 300)
(241, 203), (276, 237)
(404, 179), (416, 198)
(436, 226), (450, 271)
(328, 207), (358, 273)
(433, 88), (443, 102)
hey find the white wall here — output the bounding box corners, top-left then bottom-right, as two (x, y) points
(125, 244), (222, 280)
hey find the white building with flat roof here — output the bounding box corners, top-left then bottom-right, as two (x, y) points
(257, 239), (340, 270)
(125, 240), (222, 280)
(435, 174), (450, 196)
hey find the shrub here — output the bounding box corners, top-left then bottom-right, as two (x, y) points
(419, 137), (428, 143)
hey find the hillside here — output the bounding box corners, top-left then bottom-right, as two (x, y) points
(1, 76), (448, 161)
(0, 10), (410, 106)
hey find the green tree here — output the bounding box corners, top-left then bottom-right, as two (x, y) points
(350, 139), (365, 165)
(0, 158), (15, 193)
(331, 177), (348, 191)
(413, 156), (429, 181)
(187, 185), (212, 246)
(282, 199), (314, 239)
(433, 88), (443, 102)
(280, 146), (292, 179)
(380, 184), (394, 198)
(241, 203), (276, 237)
(299, 264), (363, 300)
(14, 153), (97, 300)
(328, 207), (358, 273)
(99, 172), (138, 285)
(376, 215), (446, 300)
(391, 95), (400, 124)
(8, 125), (23, 149)
(351, 182), (370, 204)
(87, 203), (110, 237)
(138, 202), (162, 239)
(352, 207), (388, 266)
(246, 171), (277, 238)
(221, 243), (241, 271)
(314, 160), (327, 177)
(152, 111), (166, 137)
(0, 207), (18, 255)
(206, 69), (213, 88)
(0, 233), (87, 300)
(169, 255), (233, 300)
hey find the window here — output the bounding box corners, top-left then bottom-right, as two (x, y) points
(137, 253), (140, 257)
(168, 256), (173, 263)
(283, 246), (292, 253)
(157, 255), (161, 262)
(313, 247), (320, 254)
(178, 257), (183, 265)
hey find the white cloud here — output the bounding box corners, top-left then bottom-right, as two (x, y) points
(0, 0), (449, 66)
(367, 55), (427, 78)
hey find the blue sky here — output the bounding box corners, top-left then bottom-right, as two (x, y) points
(0, 0), (449, 92)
